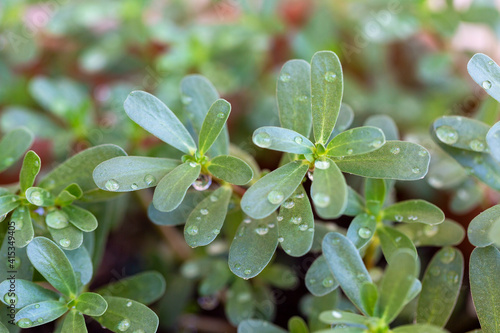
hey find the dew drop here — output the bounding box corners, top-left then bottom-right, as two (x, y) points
(200, 208), (209, 215)
(209, 195), (218, 202)
(244, 269), (252, 275)
(370, 140), (383, 148)
(412, 167), (420, 174)
(430, 266), (441, 276)
(0, 214), (6, 223)
(276, 216), (284, 222)
(212, 229), (220, 235)
(186, 226), (199, 236)
(130, 183), (138, 190)
(234, 263), (241, 270)
(255, 226), (269, 235)
(267, 190), (284, 204)
(181, 95), (192, 105)
(294, 136), (303, 144)
(307, 171), (314, 181)
(29, 191), (44, 205)
(299, 224), (308, 231)
(237, 292), (251, 302)
(17, 318), (32, 328)
(469, 139), (485, 152)
(126, 301), (133, 307)
(314, 159), (330, 169)
(280, 73), (291, 82)
(59, 238), (71, 248)
(418, 150), (427, 157)
(440, 248), (455, 264)
(295, 193), (305, 199)
(36, 318), (43, 323)
(133, 330), (145, 333)
(189, 162), (198, 168)
(358, 227), (372, 239)
(290, 216), (302, 224)
(322, 278), (334, 287)
(243, 218), (252, 224)
(436, 125), (458, 145)
(296, 95), (308, 102)
(324, 71), (337, 82)
(34, 304), (40, 309)
(331, 310), (342, 318)
(254, 132), (272, 148)
(308, 278), (316, 284)
(390, 147), (400, 155)
(46, 210), (69, 229)
(217, 112), (225, 119)
(408, 215), (418, 221)
(105, 179), (120, 191)
(424, 225), (438, 237)
(3, 293), (17, 305)
(313, 193), (330, 208)
(278, 236), (284, 242)
(482, 80), (492, 89)
(268, 223), (275, 228)
(144, 174), (156, 186)
(193, 174), (212, 191)
(346, 148), (354, 155)
(447, 271), (459, 284)
(283, 200), (295, 209)
(117, 318), (131, 331)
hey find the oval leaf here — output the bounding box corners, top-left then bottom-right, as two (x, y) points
(0, 279), (59, 309)
(241, 161), (308, 219)
(124, 91), (196, 154)
(229, 215), (278, 279)
(226, 279), (255, 325)
(198, 99), (231, 155)
(311, 159), (347, 219)
(346, 213), (376, 249)
(396, 219), (465, 247)
(19, 151), (41, 193)
(48, 224), (83, 250)
(26, 237), (78, 298)
(467, 53), (500, 103)
(305, 255), (338, 297)
(152, 162), (201, 212)
(0, 127), (33, 173)
(417, 247), (464, 327)
(0, 194), (21, 216)
(335, 141), (430, 180)
(433, 116), (489, 152)
(62, 205), (98, 232)
(184, 186), (232, 247)
(327, 126), (385, 157)
(207, 155), (253, 185)
(15, 300), (67, 327)
(322, 232), (372, 315)
(61, 310), (87, 333)
(311, 51), (343, 144)
(252, 126), (314, 155)
(378, 226), (417, 263)
(382, 200), (444, 225)
(468, 204), (500, 247)
(25, 187), (54, 207)
(93, 156), (180, 192)
(75, 292), (107, 316)
(238, 319), (287, 333)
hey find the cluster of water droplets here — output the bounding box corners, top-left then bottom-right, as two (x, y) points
(105, 173), (157, 192)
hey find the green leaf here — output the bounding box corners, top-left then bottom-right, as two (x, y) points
(26, 237), (78, 298)
(360, 282), (379, 317)
(199, 260), (232, 295)
(277, 185), (314, 257)
(288, 316), (309, 333)
(346, 213), (376, 249)
(277, 59), (312, 137)
(180, 74), (228, 157)
(93, 156), (180, 192)
(198, 99), (231, 155)
(344, 187), (365, 217)
(61, 205), (97, 232)
(417, 247), (463, 327)
(311, 159), (347, 219)
(152, 162), (201, 212)
(61, 310), (87, 333)
(432, 116), (489, 152)
(11, 207), (33, 248)
(15, 300), (67, 328)
(93, 296), (159, 333)
(229, 144), (261, 183)
(241, 161), (308, 219)
(364, 178), (386, 205)
(64, 246), (93, 286)
(468, 204), (500, 247)
(486, 121), (500, 162)
(322, 232), (372, 315)
(470, 246), (500, 332)
(124, 91), (196, 154)
(392, 324), (448, 333)
(226, 279), (254, 325)
(39, 144), (127, 201)
(260, 264), (298, 289)
(491, 219), (500, 247)
(314, 327), (366, 333)
(184, 186), (232, 247)
(364, 115), (399, 141)
(396, 219), (465, 247)
(319, 310), (368, 326)
(96, 271), (166, 305)
(0, 322), (8, 333)
(48, 224), (83, 250)
(229, 215), (278, 279)
(75, 292), (107, 316)
(207, 155), (253, 185)
(0, 195), (20, 216)
(305, 255), (339, 296)
(311, 51), (343, 144)
(377, 249), (418, 323)
(382, 200), (444, 225)
(378, 226), (417, 263)
(335, 141), (430, 180)
(327, 126), (385, 157)
(19, 151), (40, 193)
(0, 279), (59, 309)
(25, 187), (54, 207)
(0, 127), (33, 172)
(238, 319), (288, 333)
(252, 126), (315, 154)
(467, 53), (500, 103)
(55, 184), (83, 206)
(147, 191), (210, 226)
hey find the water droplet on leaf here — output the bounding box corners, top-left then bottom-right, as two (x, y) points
(390, 147), (400, 155)
(186, 226), (199, 235)
(59, 239), (71, 248)
(283, 200), (294, 209)
(117, 318), (131, 331)
(482, 80), (492, 89)
(280, 73), (291, 82)
(324, 71), (337, 82)
(440, 248), (455, 264)
(469, 139), (485, 152)
(144, 174), (156, 186)
(313, 193), (330, 207)
(358, 227), (372, 239)
(200, 208), (209, 215)
(267, 190), (284, 204)
(193, 174), (212, 191)
(314, 160), (330, 170)
(254, 132), (272, 148)
(17, 318), (32, 328)
(294, 136), (303, 144)
(436, 125), (458, 145)
(105, 180), (120, 191)
(322, 278), (334, 287)
(29, 191), (44, 205)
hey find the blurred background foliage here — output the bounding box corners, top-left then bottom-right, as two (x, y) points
(0, 0), (499, 332)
